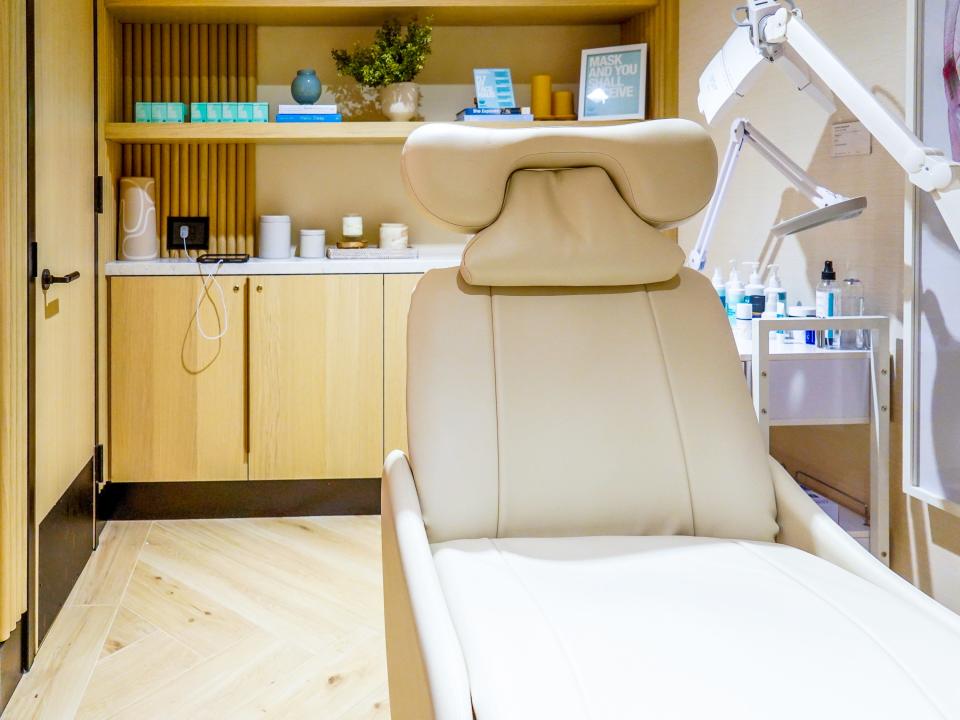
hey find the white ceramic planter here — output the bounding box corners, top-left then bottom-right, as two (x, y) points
(380, 82), (419, 121)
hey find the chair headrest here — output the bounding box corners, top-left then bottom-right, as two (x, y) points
(401, 120), (718, 233)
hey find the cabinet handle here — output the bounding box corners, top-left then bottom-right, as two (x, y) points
(256, 284), (263, 293)
(233, 284), (240, 293)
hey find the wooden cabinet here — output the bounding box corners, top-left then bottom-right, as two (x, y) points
(109, 276), (248, 482)
(384, 274), (422, 457)
(110, 273), (402, 482)
(248, 275), (384, 480)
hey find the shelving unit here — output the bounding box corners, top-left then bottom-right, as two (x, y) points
(103, 0), (660, 26)
(104, 119), (628, 144)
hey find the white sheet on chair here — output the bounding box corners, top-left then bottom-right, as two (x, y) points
(431, 535), (960, 720)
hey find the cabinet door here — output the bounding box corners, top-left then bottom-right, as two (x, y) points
(249, 275), (384, 480)
(384, 274), (422, 457)
(109, 276), (248, 482)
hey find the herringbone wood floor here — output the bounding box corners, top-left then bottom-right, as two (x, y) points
(2, 516), (389, 719)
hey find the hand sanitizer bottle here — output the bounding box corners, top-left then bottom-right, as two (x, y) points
(725, 261), (745, 318)
(743, 261), (765, 318)
(711, 267), (726, 310)
(815, 260), (841, 349)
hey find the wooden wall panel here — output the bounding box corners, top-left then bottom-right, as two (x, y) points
(621, 0), (679, 120)
(118, 22), (256, 256)
(0, 0), (28, 644)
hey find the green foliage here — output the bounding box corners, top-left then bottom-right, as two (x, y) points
(331, 17), (433, 88)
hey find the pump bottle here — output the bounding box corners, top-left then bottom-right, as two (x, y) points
(725, 261), (745, 318)
(711, 267), (726, 310)
(743, 262), (765, 318)
(765, 265), (787, 317)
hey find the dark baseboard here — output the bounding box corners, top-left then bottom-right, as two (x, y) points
(0, 617), (24, 715)
(98, 478), (381, 521)
(37, 458), (94, 650)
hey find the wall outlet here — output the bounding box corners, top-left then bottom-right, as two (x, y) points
(166, 216), (209, 252)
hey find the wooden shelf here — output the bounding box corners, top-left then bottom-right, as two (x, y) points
(104, 120), (628, 144)
(103, 0), (658, 26)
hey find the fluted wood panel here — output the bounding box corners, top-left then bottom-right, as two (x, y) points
(119, 22), (256, 256)
(621, 0), (679, 120)
(0, 0), (28, 644)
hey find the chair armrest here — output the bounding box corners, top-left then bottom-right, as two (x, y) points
(382, 450), (473, 720)
(771, 456), (960, 630)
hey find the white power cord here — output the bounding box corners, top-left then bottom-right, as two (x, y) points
(182, 226), (229, 341)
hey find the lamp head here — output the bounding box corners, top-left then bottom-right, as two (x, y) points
(771, 195), (867, 237)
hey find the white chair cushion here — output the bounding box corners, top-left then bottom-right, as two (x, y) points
(432, 535), (960, 720)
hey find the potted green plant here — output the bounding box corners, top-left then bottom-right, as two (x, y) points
(331, 17), (433, 121)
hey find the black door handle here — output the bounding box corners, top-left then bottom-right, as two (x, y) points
(41, 269), (80, 292)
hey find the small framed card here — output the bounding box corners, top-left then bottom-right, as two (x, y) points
(473, 68), (516, 109)
(578, 44), (648, 121)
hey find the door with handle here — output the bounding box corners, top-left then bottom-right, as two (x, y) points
(27, 0), (97, 656)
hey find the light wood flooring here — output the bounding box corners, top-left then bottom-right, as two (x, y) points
(2, 516), (389, 719)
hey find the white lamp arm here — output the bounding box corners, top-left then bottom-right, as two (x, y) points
(760, 7), (960, 245)
(688, 117), (858, 270)
(689, 119), (747, 271)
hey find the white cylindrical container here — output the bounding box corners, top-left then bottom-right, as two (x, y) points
(299, 228), (326, 258)
(259, 215), (291, 259)
(735, 302), (753, 343)
(379, 223), (408, 249)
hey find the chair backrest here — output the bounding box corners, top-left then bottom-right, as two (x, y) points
(402, 122), (778, 545)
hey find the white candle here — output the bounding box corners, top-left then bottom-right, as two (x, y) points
(342, 214), (363, 238)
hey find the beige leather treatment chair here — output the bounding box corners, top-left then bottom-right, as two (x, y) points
(382, 121), (960, 720)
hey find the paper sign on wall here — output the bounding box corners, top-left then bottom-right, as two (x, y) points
(832, 121), (872, 157)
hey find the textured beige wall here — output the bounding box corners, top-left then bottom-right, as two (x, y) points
(679, 0), (960, 610)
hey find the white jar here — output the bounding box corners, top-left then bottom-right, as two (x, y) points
(379, 223), (408, 249)
(299, 228), (326, 258)
(259, 215), (291, 259)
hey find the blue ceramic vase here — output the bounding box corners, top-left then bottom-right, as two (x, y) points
(291, 69), (322, 105)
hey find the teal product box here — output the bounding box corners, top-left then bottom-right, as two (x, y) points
(251, 102), (268, 122)
(166, 103), (186, 122)
(135, 101), (186, 123)
(189, 101), (269, 123)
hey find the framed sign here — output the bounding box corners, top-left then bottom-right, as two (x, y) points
(473, 68), (516, 109)
(578, 43), (647, 120)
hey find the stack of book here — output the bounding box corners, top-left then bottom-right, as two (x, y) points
(275, 104), (342, 123)
(455, 107), (534, 122)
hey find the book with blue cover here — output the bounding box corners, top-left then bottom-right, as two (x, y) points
(456, 107), (524, 119)
(473, 68), (516, 109)
(275, 113), (343, 123)
(456, 114), (534, 122)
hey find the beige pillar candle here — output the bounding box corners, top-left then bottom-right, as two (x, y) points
(531, 74), (552, 119)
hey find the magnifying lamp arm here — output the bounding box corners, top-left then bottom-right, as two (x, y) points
(688, 119), (749, 270)
(759, 6), (960, 244)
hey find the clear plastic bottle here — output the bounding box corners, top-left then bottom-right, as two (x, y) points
(841, 277), (866, 349)
(815, 260), (841, 349)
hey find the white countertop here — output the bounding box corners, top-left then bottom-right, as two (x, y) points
(106, 247), (463, 276)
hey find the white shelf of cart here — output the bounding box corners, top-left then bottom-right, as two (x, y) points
(734, 329), (871, 426)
